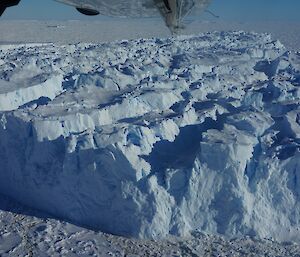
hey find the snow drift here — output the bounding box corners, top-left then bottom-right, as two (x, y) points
(0, 32), (299, 240)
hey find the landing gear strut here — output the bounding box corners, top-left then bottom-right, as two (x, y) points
(163, 0), (171, 11)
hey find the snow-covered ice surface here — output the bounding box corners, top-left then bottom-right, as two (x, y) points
(0, 20), (300, 255)
(0, 20), (300, 52)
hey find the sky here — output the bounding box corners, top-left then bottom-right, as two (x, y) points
(2, 0), (300, 22)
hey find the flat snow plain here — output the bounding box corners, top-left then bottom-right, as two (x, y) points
(1, 19), (300, 52)
(0, 19), (300, 256)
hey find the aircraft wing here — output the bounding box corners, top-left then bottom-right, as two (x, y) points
(56, 0), (212, 19)
(55, 0), (159, 17)
(1, 0), (212, 31)
(56, 0), (212, 31)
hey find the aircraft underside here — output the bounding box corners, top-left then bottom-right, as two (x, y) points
(0, 0), (212, 31)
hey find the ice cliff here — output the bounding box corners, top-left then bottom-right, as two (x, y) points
(0, 32), (299, 240)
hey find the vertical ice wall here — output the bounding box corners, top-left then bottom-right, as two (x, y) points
(0, 32), (299, 240)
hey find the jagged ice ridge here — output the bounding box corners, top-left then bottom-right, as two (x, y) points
(0, 31), (299, 240)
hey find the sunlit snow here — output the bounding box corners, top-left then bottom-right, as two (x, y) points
(0, 19), (300, 256)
